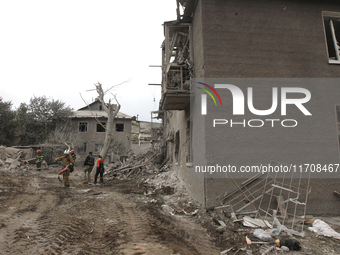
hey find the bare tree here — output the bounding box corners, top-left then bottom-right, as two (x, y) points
(94, 82), (121, 161)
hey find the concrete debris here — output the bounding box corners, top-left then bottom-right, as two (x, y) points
(9, 159), (21, 170)
(0, 146), (5, 161)
(220, 247), (233, 254)
(261, 246), (275, 255)
(243, 216), (272, 228)
(280, 246), (290, 252)
(0, 146), (36, 171)
(160, 164), (169, 172)
(253, 229), (272, 242)
(216, 226), (227, 234)
(161, 204), (175, 216)
(105, 147), (165, 180)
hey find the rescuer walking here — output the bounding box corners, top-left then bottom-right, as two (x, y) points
(55, 150), (74, 188)
(36, 150), (43, 171)
(70, 150), (76, 172)
(83, 152), (95, 184)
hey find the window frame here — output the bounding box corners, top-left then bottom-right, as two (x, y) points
(79, 122), (88, 133)
(322, 11), (340, 64)
(96, 122), (106, 133)
(116, 123), (124, 132)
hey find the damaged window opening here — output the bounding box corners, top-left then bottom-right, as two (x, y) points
(97, 122), (106, 132)
(322, 11), (340, 64)
(78, 143), (87, 153)
(336, 106), (340, 152)
(175, 130), (180, 163)
(94, 143), (103, 153)
(163, 23), (191, 92)
(186, 118), (191, 163)
(79, 122), (88, 132)
(116, 123), (124, 132)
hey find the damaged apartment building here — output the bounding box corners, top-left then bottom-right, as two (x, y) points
(159, 0), (340, 216)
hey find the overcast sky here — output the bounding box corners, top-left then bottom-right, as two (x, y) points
(0, 0), (177, 121)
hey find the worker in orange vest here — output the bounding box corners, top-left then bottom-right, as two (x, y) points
(93, 155), (104, 185)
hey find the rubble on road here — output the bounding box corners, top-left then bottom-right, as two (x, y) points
(105, 148), (166, 180)
(101, 151), (340, 254)
(0, 145), (34, 171)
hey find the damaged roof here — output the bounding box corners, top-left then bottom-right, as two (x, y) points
(71, 110), (133, 119)
(73, 99), (133, 119)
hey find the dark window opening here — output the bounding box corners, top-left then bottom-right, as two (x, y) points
(97, 122), (106, 132)
(186, 119), (191, 163)
(79, 122), (88, 132)
(175, 130), (180, 163)
(116, 123), (124, 132)
(78, 143), (87, 153)
(323, 12), (340, 63)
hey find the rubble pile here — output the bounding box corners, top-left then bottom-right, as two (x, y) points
(0, 146), (35, 171)
(105, 148), (166, 180)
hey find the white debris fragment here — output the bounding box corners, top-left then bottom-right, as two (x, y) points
(308, 219), (340, 239)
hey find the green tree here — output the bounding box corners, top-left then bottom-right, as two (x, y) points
(15, 96), (73, 145)
(0, 98), (16, 146)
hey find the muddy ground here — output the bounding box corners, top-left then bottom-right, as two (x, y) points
(1, 165), (340, 255)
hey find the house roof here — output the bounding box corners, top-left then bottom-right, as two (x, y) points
(77, 100), (110, 111)
(71, 110), (133, 119)
(73, 99), (133, 119)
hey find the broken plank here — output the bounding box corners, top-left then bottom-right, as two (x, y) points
(276, 195), (288, 219)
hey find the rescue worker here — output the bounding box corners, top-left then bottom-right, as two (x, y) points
(69, 150), (76, 172)
(93, 155), (104, 185)
(36, 149), (43, 171)
(83, 152), (95, 184)
(55, 150), (74, 188)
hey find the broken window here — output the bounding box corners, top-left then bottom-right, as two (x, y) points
(116, 123), (124, 132)
(79, 122), (88, 132)
(94, 143), (103, 153)
(322, 11), (340, 64)
(96, 122), (106, 132)
(78, 143), (87, 153)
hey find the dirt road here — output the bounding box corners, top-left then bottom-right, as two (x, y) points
(0, 167), (219, 255)
(3, 167), (340, 255)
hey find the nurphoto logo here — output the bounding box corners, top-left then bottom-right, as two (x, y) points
(198, 83), (312, 128)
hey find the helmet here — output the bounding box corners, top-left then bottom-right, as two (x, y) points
(37, 150), (41, 153)
(71, 150), (74, 153)
(64, 150), (70, 154)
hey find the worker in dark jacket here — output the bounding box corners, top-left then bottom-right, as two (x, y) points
(36, 150), (43, 171)
(55, 150), (74, 188)
(83, 152), (95, 183)
(93, 155), (104, 185)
